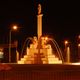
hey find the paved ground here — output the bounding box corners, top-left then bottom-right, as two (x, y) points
(0, 63), (80, 80)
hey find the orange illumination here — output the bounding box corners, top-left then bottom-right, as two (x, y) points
(78, 35), (80, 39)
(71, 62), (80, 65)
(65, 40), (68, 44)
(45, 37), (48, 41)
(12, 25), (18, 30)
(41, 37), (48, 40)
(41, 37), (44, 40)
(78, 44), (80, 47)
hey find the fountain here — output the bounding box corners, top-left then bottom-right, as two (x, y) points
(18, 4), (63, 64)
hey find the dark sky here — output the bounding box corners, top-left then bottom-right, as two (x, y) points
(0, 0), (80, 47)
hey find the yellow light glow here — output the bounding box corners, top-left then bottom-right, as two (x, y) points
(78, 44), (80, 47)
(45, 37), (48, 41)
(12, 25), (18, 30)
(41, 37), (48, 41)
(65, 40), (68, 44)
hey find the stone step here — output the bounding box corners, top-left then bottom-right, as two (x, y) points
(48, 60), (62, 64)
(26, 54), (55, 58)
(26, 55), (45, 58)
(34, 53), (44, 55)
(47, 55), (55, 58)
(48, 58), (59, 61)
(21, 58), (26, 61)
(26, 57), (33, 60)
(25, 61), (32, 64)
(18, 60), (25, 64)
(24, 55), (28, 58)
(41, 58), (48, 61)
(42, 61), (48, 64)
(19, 51), (62, 64)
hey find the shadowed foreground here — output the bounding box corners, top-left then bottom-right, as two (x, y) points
(0, 63), (80, 80)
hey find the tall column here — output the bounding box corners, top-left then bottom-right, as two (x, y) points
(37, 4), (43, 39)
(36, 4), (43, 64)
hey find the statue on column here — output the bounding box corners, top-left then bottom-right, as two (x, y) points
(38, 4), (41, 15)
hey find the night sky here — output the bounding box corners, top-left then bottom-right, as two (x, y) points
(0, 0), (80, 51)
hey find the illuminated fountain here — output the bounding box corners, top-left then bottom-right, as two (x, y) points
(18, 4), (63, 64)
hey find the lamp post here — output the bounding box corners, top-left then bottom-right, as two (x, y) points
(78, 43), (80, 61)
(64, 40), (69, 63)
(65, 40), (71, 63)
(77, 35), (80, 61)
(64, 40), (68, 54)
(9, 25), (18, 63)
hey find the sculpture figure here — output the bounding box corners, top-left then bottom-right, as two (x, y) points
(38, 4), (41, 14)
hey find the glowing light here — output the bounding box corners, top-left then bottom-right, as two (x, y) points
(41, 37), (48, 41)
(78, 35), (80, 39)
(78, 44), (80, 47)
(45, 37), (48, 41)
(71, 62), (80, 65)
(65, 40), (68, 44)
(12, 25), (18, 30)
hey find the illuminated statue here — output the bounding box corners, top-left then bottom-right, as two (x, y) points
(38, 4), (41, 15)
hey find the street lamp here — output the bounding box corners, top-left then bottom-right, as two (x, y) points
(64, 40), (68, 52)
(64, 40), (68, 45)
(78, 44), (80, 47)
(64, 40), (70, 63)
(64, 40), (71, 63)
(78, 43), (80, 61)
(64, 40), (69, 52)
(9, 25), (18, 63)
